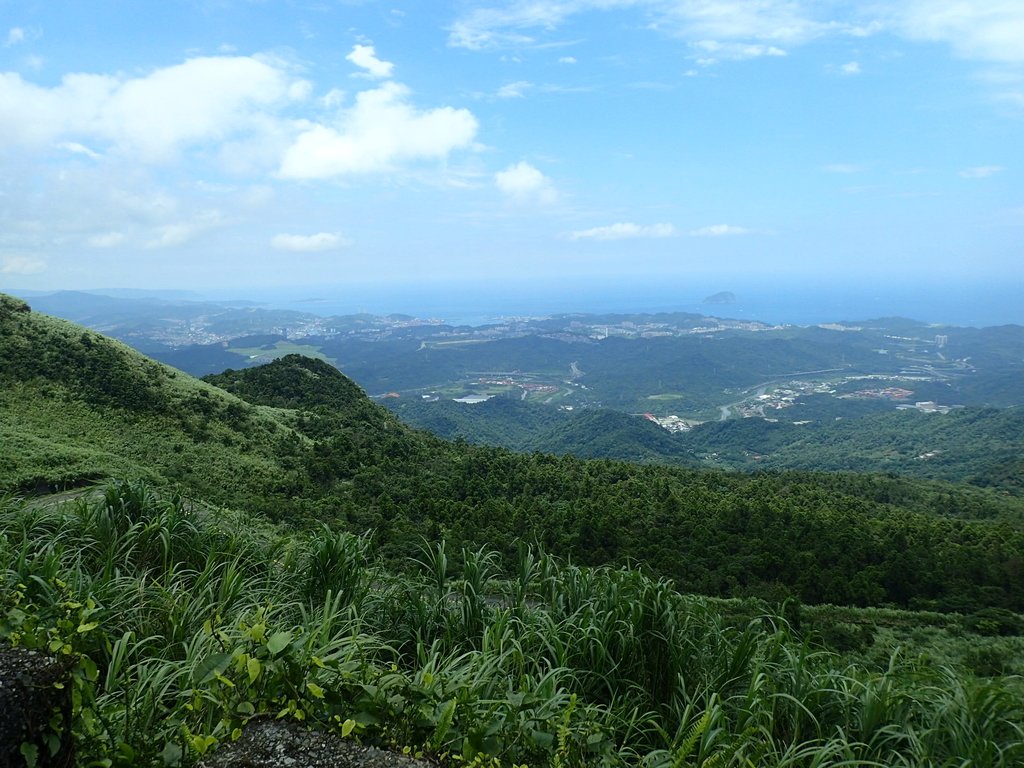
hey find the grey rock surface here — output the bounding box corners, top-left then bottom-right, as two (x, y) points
(0, 646), (74, 768)
(196, 719), (436, 768)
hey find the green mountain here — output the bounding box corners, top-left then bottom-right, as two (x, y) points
(0, 294), (302, 508)
(3, 293), (1024, 613)
(387, 397), (692, 463)
(387, 395), (1024, 495)
(682, 407), (1024, 491)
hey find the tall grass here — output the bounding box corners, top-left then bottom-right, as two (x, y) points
(1, 482), (1022, 766)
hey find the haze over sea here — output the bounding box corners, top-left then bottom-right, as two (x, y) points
(227, 278), (1022, 329)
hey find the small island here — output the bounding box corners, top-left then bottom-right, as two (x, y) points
(703, 291), (736, 304)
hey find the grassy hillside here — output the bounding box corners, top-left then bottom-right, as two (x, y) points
(4, 293), (1024, 613)
(0, 294), (306, 511)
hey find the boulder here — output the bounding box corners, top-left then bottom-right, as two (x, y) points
(196, 718), (436, 768)
(0, 647), (74, 767)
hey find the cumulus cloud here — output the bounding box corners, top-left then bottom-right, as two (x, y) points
(279, 82), (478, 178)
(0, 56), (309, 163)
(346, 44), (395, 78)
(960, 165), (1003, 178)
(689, 224), (749, 236)
(0, 255), (46, 274)
(321, 88), (346, 109)
(494, 161), (557, 203)
(569, 222), (676, 240)
(271, 232), (350, 251)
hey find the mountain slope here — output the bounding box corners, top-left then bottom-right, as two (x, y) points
(386, 397), (692, 463)
(0, 294), (306, 511)
(4, 293), (1024, 611)
(680, 407), (1024, 493)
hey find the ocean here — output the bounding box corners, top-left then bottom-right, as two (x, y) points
(221, 277), (1024, 329)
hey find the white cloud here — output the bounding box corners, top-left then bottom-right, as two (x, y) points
(449, 1), (849, 53)
(447, 1), (1024, 71)
(346, 44), (395, 78)
(496, 80), (532, 98)
(0, 255), (46, 274)
(960, 165), (1003, 178)
(5, 27), (25, 46)
(144, 211), (223, 249)
(569, 222), (676, 240)
(279, 82), (478, 178)
(495, 161), (557, 203)
(87, 231), (125, 248)
(448, 3), (578, 50)
(689, 224), (749, 236)
(840, 61), (861, 75)
(321, 88), (346, 109)
(693, 40), (787, 61)
(271, 232), (350, 251)
(57, 141), (102, 159)
(894, 1), (1024, 64)
(558, 56), (577, 64)
(0, 56), (309, 163)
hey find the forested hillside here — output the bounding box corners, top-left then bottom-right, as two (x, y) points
(4, 293), (1024, 613)
(386, 396), (693, 463)
(683, 407), (1024, 490)
(387, 396), (1024, 494)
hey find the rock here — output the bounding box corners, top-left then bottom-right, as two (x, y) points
(0, 647), (74, 767)
(196, 719), (436, 768)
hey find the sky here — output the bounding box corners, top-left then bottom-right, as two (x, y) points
(0, 0), (1022, 300)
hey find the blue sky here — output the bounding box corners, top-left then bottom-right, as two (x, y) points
(0, 1), (1021, 297)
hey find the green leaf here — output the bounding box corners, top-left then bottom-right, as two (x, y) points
(306, 681), (325, 699)
(160, 742), (183, 766)
(246, 657), (262, 684)
(266, 631), (292, 655)
(189, 734), (217, 756)
(76, 621), (100, 634)
(192, 652), (232, 686)
(341, 719), (356, 738)
(20, 742), (38, 768)
(530, 730), (555, 748)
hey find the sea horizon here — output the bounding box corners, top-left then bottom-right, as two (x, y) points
(211, 277), (1024, 329)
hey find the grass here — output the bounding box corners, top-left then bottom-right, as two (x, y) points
(2, 482), (1023, 767)
(229, 341), (335, 364)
